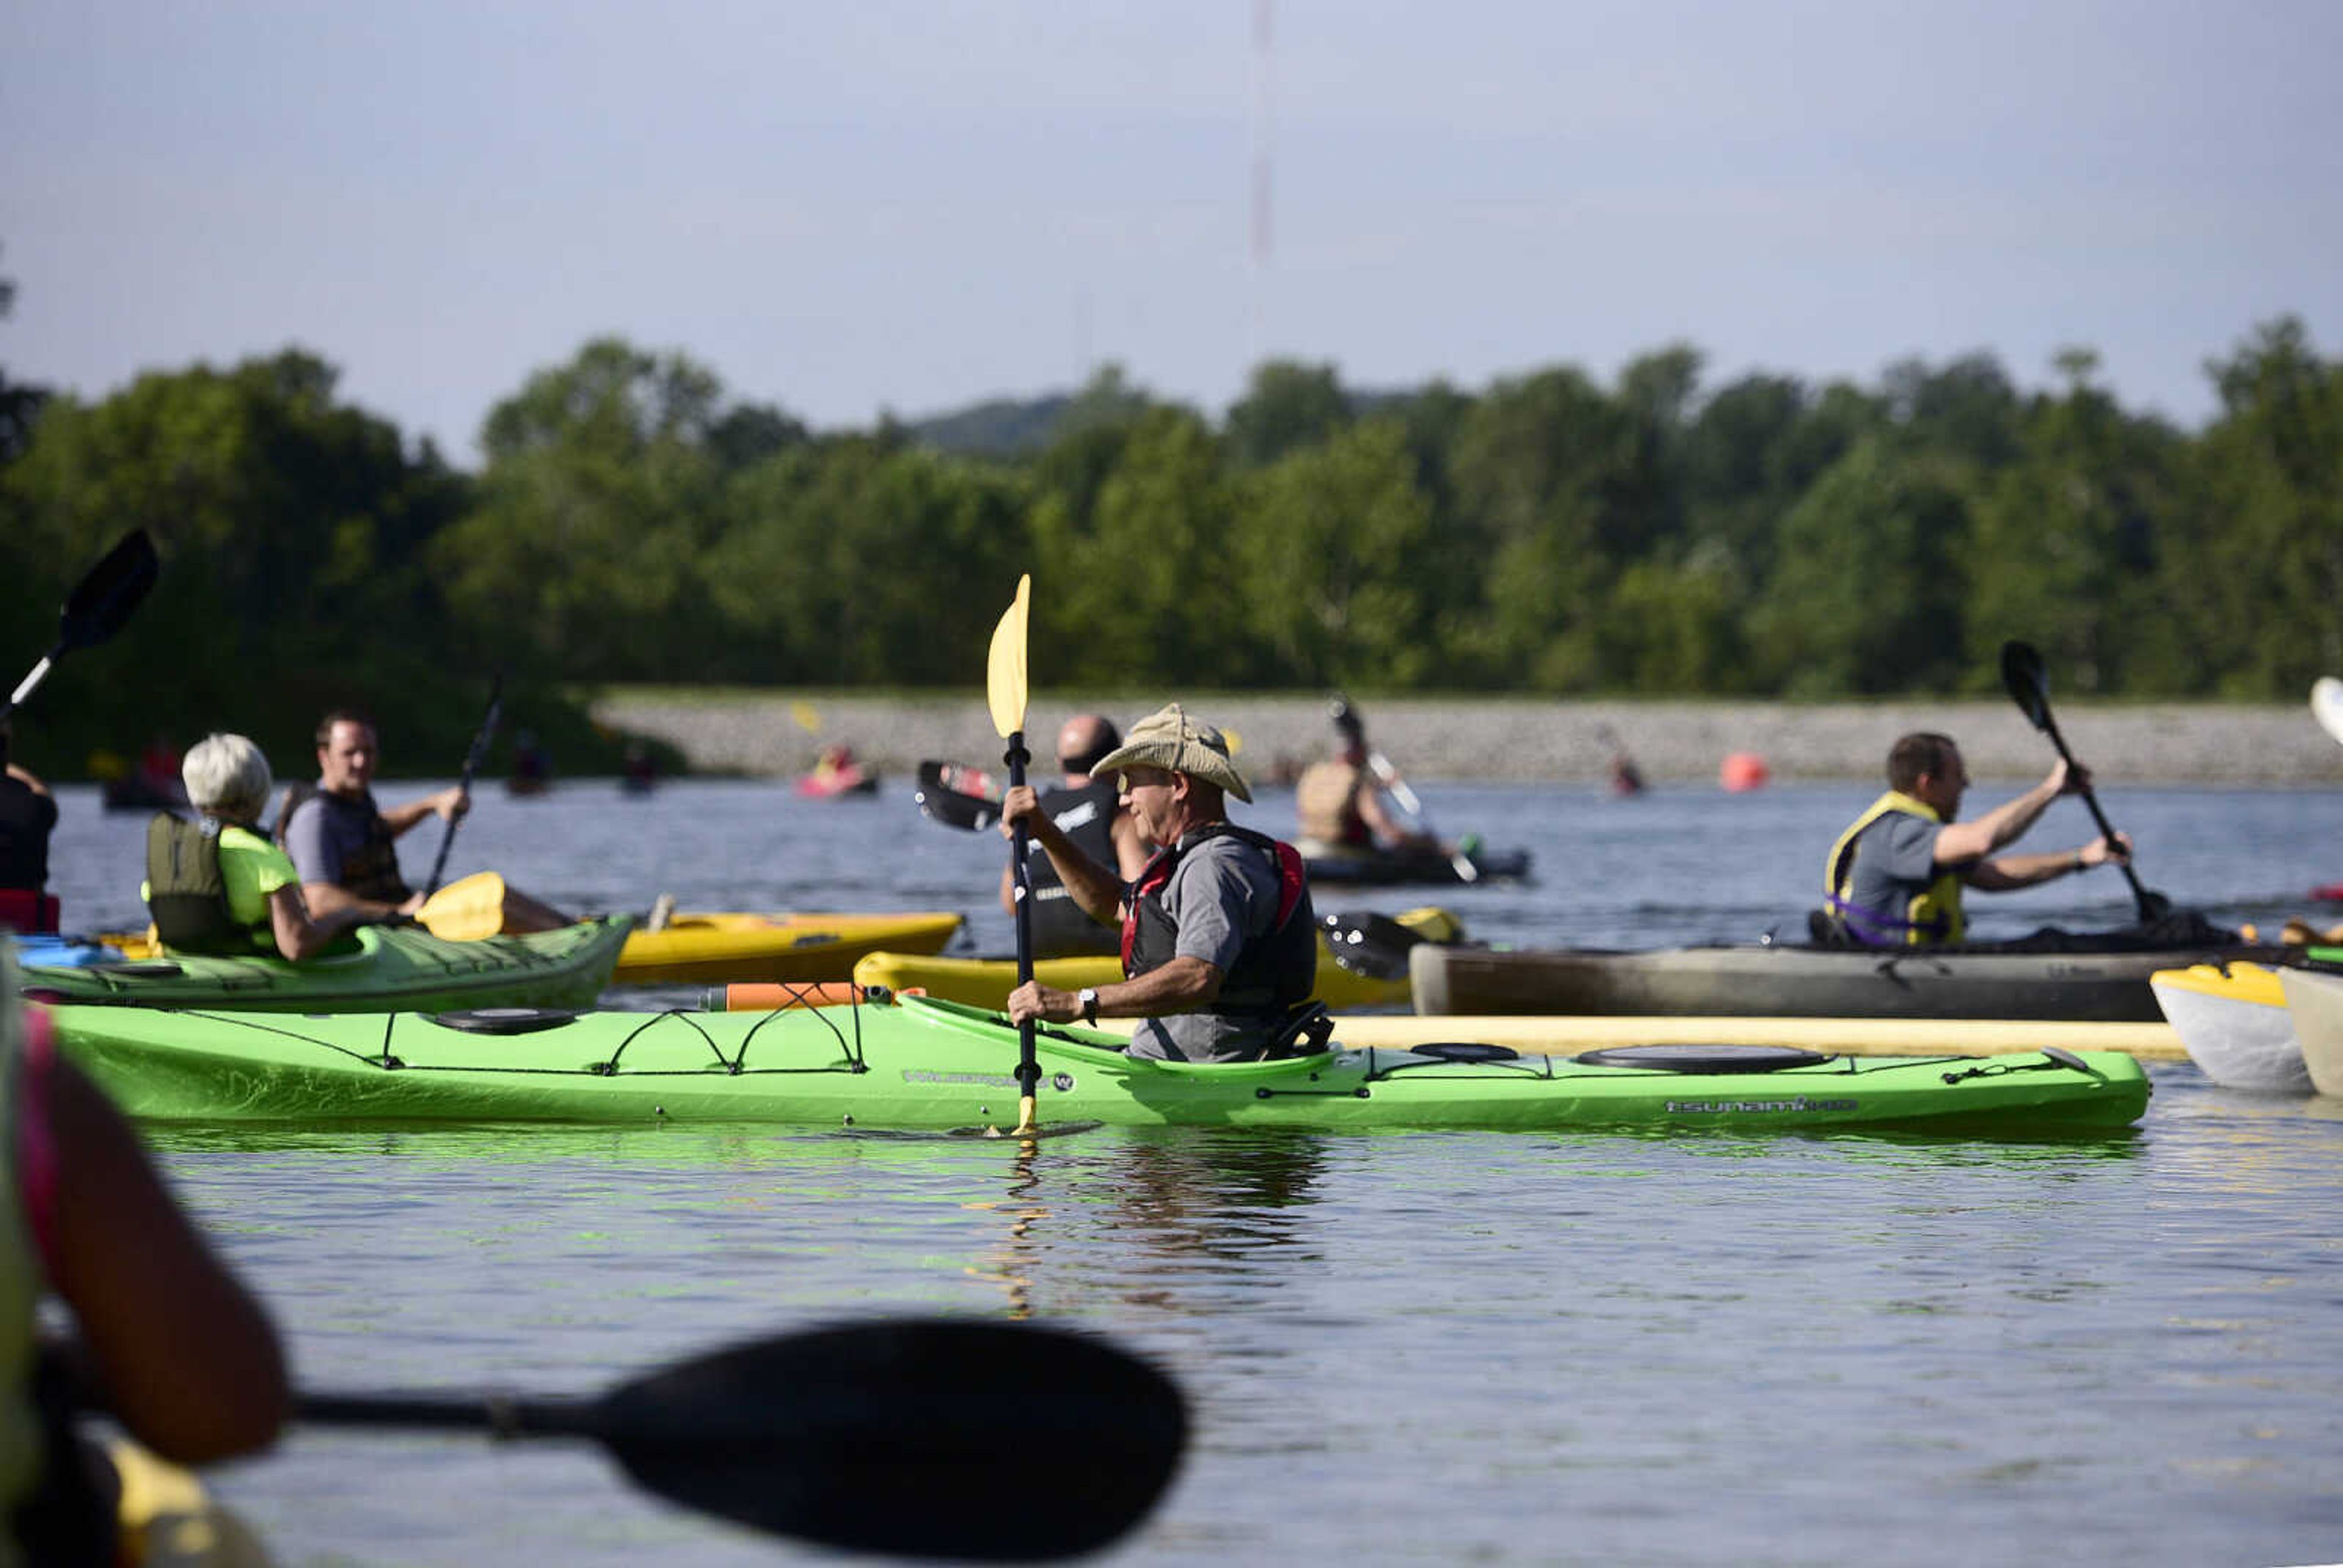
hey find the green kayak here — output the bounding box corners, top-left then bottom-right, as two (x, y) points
(16, 917), (631, 1015)
(45, 992), (2150, 1132)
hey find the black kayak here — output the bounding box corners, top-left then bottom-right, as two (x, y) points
(1409, 918), (2262, 1021)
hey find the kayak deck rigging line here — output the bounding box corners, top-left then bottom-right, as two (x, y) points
(153, 1002), (885, 1080)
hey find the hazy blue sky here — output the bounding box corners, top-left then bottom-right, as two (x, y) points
(6, 1), (2337, 464)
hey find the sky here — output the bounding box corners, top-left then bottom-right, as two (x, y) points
(5, 0), (2339, 466)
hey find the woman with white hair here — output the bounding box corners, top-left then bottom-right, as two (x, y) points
(148, 733), (371, 960)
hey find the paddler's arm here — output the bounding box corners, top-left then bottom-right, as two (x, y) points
(266, 885), (373, 961)
(1009, 957), (1222, 1026)
(1932, 760), (2083, 865)
(300, 879), (425, 924)
(39, 1042), (289, 1461)
(1969, 832), (2132, 891)
(999, 785), (1125, 926)
(380, 785), (467, 839)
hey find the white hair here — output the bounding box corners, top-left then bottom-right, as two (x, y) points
(181, 732), (274, 823)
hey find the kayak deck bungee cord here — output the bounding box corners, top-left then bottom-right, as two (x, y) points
(16, 916), (632, 1014)
(43, 991), (2151, 1132)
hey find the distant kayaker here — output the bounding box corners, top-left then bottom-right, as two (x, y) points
(998, 714), (1150, 957)
(1821, 731), (2132, 946)
(2, 944), (288, 1560)
(280, 711), (570, 933)
(1002, 703), (1319, 1063)
(0, 721), (59, 936)
(149, 732), (376, 960)
(1295, 697), (1441, 855)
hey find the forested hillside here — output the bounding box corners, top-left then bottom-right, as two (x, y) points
(4, 245), (2338, 777)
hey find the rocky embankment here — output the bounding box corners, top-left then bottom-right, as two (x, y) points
(589, 692), (2342, 787)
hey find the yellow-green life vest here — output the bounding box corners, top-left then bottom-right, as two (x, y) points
(1823, 791), (1967, 946)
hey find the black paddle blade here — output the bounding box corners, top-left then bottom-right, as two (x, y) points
(1328, 691), (1363, 743)
(1999, 639), (2051, 732)
(59, 529), (160, 652)
(1322, 910), (1424, 981)
(916, 760), (1002, 832)
(591, 1318), (1186, 1561)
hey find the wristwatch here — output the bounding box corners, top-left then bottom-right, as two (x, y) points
(1078, 987), (1100, 1026)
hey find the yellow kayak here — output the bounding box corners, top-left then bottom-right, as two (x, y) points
(616, 910), (964, 985)
(852, 907), (1463, 1012)
(109, 1436), (272, 1567)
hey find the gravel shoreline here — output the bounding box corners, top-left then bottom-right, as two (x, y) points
(589, 692), (2343, 787)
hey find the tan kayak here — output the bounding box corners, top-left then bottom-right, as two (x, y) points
(1055, 1010), (2184, 1062)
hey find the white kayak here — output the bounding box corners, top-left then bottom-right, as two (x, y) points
(2148, 962), (2309, 1092)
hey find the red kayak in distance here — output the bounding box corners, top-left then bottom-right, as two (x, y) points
(797, 744), (880, 799)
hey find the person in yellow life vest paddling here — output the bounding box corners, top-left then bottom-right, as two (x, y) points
(1822, 731), (2131, 947)
(2, 946), (287, 1561)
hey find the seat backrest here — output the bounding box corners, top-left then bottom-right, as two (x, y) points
(1257, 1000), (1334, 1060)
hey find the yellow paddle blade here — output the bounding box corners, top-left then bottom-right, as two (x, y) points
(986, 575), (1031, 740)
(789, 700), (821, 734)
(1220, 726), (1243, 756)
(419, 871), (508, 940)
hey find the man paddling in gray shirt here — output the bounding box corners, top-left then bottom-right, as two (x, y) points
(1823, 731), (2130, 946)
(999, 703), (1319, 1062)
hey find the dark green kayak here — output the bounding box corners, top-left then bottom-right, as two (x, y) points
(16, 917), (631, 1015)
(43, 991), (2150, 1132)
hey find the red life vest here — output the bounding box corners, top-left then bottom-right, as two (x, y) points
(1120, 822), (1316, 1020)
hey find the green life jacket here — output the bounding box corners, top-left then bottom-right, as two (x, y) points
(145, 816), (275, 955)
(1821, 790), (1967, 946)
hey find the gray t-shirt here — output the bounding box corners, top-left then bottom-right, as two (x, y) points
(281, 789), (398, 892)
(1843, 812), (1951, 943)
(1128, 833), (1289, 1064)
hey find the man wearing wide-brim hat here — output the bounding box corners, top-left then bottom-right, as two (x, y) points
(1001, 702), (1320, 1063)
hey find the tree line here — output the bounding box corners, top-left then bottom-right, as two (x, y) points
(2, 270), (2338, 775)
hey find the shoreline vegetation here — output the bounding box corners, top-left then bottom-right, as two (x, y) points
(7, 317), (2338, 787)
(588, 691), (2342, 787)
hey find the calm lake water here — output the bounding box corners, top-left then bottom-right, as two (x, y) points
(32, 774), (2343, 1566)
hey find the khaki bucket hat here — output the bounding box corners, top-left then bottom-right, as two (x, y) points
(1092, 702), (1251, 804)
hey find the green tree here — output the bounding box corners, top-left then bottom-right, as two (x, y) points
(1748, 438), (1975, 696)
(1964, 348), (2179, 694)
(1225, 359), (1351, 469)
(0, 349), (468, 764)
(704, 437), (1031, 685)
(2145, 318), (2343, 694)
(1444, 367), (1668, 688)
(437, 340), (730, 680)
(1230, 421), (1438, 686)
(1031, 406), (1238, 683)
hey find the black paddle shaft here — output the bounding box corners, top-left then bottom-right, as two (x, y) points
(423, 674), (504, 898)
(1004, 730), (1041, 1098)
(1999, 641), (2166, 921)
